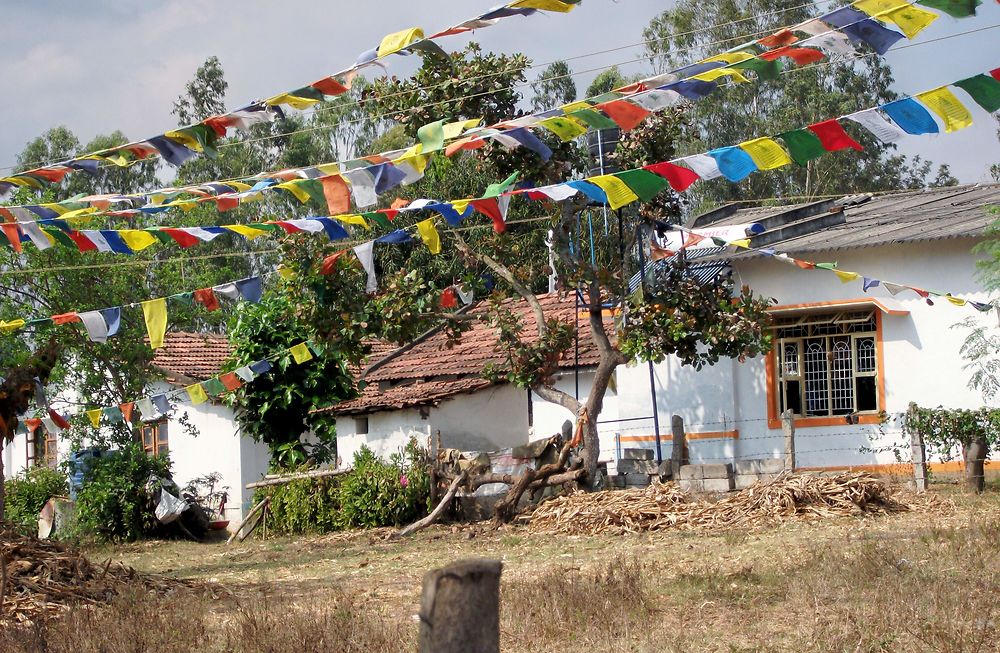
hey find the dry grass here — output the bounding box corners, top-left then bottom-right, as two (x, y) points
(2, 484), (998, 652)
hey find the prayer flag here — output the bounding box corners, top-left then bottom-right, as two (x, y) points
(739, 138), (793, 170)
(377, 27), (425, 57)
(676, 154), (723, 180)
(220, 372), (242, 391)
(845, 108), (909, 143)
(863, 277), (881, 292)
(86, 409), (102, 429)
(235, 366), (256, 383)
(354, 241), (377, 293)
(758, 46), (825, 65)
(707, 147), (758, 182)
(807, 119), (864, 152)
(290, 342), (313, 364)
(141, 298), (167, 349)
(916, 87), (973, 132)
(953, 74), (1000, 113)
(234, 277), (263, 303)
(202, 378), (227, 396)
(882, 97), (940, 134)
(643, 161), (700, 191)
(344, 169), (378, 208)
(440, 288), (458, 309)
(587, 175), (640, 209)
(470, 198), (508, 233)
(79, 310), (112, 343)
(822, 7), (905, 55)
(48, 409), (71, 430)
(119, 402), (134, 423)
(596, 100), (650, 131)
(102, 406), (124, 424)
(538, 116), (588, 141)
(416, 218), (442, 254)
(320, 175), (351, 215)
(613, 170), (669, 202)
(120, 229), (157, 252)
(186, 383), (209, 406)
(193, 288), (220, 311)
(417, 120), (445, 152)
(913, 0), (981, 18)
(250, 360), (273, 375)
(834, 270), (861, 283)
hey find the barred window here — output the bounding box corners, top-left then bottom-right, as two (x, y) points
(142, 419), (169, 457)
(773, 311), (879, 418)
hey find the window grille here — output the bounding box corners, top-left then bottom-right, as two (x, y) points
(773, 311), (879, 418)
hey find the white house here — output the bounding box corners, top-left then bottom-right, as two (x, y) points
(322, 184), (1000, 476)
(2, 332), (270, 525)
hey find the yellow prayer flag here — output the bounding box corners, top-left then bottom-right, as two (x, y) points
(290, 342), (314, 364)
(451, 200), (471, 215)
(538, 116), (588, 141)
(729, 239), (751, 249)
(834, 270), (861, 283)
(442, 118), (481, 140)
(186, 383), (209, 406)
(560, 101), (593, 113)
(141, 298), (167, 350)
(946, 295), (967, 307)
(415, 218), (441, 254)
(881, 4), (938, 39)
(120, 229), (158, 252)
(853, 0), (910, 16)
(86, 409), (102, 429)
(739, 137), (793, 171)
(588, 175), (639, 210)
(171, 200), (200, 212)
(509, 0), (578, 11)
(264, 93), (320, 110)
(377, 27), (425, 58)
(0, 319), (26, 334)
(916, 87), (973, 133)
(336, 214), (370, 230)
(57, 206), (99, 220)
(315, 163), (342, 176)
(276, 180), (312, 203)
(691, 67), (750, 84)
(704, 52), (755, 65)
(224, 224), (271, 240)
(164, 130), (204, 152)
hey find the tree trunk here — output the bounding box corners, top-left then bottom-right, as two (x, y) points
(0, 445), (5, 522)
(964, 437), (988, 493)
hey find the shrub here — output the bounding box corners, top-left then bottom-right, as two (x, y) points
(4, 466), (68, 533)
(75, 444), (172, 542)
(260, 439), (431, 535)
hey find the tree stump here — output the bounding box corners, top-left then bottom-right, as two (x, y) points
(419, 558), (502, 653)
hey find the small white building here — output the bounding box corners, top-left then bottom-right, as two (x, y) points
(323, 184), (1000, 476)
(2, 332), (270, 525)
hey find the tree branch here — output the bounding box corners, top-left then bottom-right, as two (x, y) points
(530, 381), (579, 414)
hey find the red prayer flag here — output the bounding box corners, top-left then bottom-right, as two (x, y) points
(440, 287), (459, 309)
(272, 221), (301, 234)
(193, 288), (220, 311)
(793, 259), (816, 270)
(614, 82), (647, 95)
(219, 372), (243, 391)
(119, 402), (135, 423)
(311, 76), (349, 97)
(48, 408), (71, 430)
(321, 249), (350, 275)
(444, 136), (486, 157)
(24, 418), (42, 433)
(320, 175), (351, 215)
(807, 119), (863, 152)
(596, 99), (650, 131)
(991, 67), (1000, 82)
(758, 28), (798, 47)
(51, 312), (80, 325)
(31, 168), (70, 183)
(643, 162), (700, 192)
(67, 231), (98, 252)
(203, 115), (238, 137)
(215, 196), (240, 212)
(650, 244), (675, 261)
(1, 223), (22, 253)
(758, 46), (825, 65)
(470, 199), (506, 233)
(161, 228), (201, 248)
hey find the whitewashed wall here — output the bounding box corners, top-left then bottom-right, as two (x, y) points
(614, 237), (995, 471)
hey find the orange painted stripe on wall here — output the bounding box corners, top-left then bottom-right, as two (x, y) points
(617, 430), (739, 443)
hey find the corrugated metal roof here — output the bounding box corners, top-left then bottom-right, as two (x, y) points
(694, 183), (1000, 254)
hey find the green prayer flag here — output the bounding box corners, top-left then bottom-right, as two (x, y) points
(44, 228), (76, 249)
(149, 230), (175, 245)
(613, 170), (669, 202)
(298, 179), (329, 211)
(484, 171), (520, 198)
(567, 108), (619, 130)
(953, 74), (1000, 113)
(914, 0), (981, 18)
(363, 212), (392, 229)
(287, 85), (326, 102)
(814, 262), (838, 270)
(732, 57), (782, 82)
(202, 378), (227, 396)
(778, 129), (827, 166)
(102, 406), (124, 424)
(172, 292), (195, 305)
(417, 119), (445, 152)
(590, 92), (622, 104)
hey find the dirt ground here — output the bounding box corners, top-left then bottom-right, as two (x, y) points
(60, 482), (997, 652)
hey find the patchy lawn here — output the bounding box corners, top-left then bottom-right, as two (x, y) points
(4, 484), (1000, 652)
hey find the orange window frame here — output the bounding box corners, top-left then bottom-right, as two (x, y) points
(765, 304), (887, 430)
(141, 419), (169, 457)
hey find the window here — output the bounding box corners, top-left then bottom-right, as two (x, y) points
(43, 428), (58, 469)
(141, 419), (169, 457)
(354, 417), (369, 435)
(26, 429), (42, 468)
(769, 310), (883, 425)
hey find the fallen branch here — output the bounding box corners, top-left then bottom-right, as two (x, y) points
(226, 497), (270, 545)
(391, 471), (468, 539)
(245, 467), (351, 489)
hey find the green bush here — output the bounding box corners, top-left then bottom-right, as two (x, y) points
(260, 439), (431, 536)
(4, 466), (68, 533)
(75, 445), (172, 542)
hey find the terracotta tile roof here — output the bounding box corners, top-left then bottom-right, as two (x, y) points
(318, 292), (608, 415)
(330, 377), (495, 415)
(151, 332), (232, 383)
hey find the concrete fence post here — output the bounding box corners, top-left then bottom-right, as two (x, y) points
(670, 415), (686, 478)
(906, 402), (928, 492)
(419, 558), (502, 653)
(781, 409), (795, 472)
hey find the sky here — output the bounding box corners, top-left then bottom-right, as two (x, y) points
(0, 0), (998, 183)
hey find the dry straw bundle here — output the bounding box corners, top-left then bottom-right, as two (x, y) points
(0, 522), (197, 625)
(525, 472), (925, 536)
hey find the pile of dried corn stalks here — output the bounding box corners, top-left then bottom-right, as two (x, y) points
(0, 522), (196, 625)
(525, 472), (931, 536)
